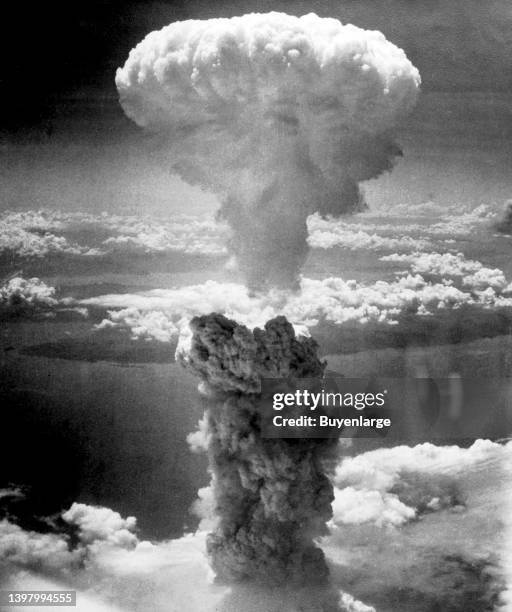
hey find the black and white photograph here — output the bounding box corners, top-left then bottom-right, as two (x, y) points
(1, 1), (511, 610)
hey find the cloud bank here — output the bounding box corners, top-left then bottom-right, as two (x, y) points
(1, 440), (509, 611)
(381, 251), (511, 291)
(331, 439), (504, 529)
(0, 210), (227, 260)
(85, 269), (512, 345)
(307, 214), (432, 251)
(0, 203), (497, 272)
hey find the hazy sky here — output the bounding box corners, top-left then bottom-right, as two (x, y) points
(3, 0), (512, 130)
(2, 0), (512, 217)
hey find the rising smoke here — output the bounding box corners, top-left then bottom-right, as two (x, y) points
(116, 9), (420, 598)
(116, 12), (420, 289)
(180, 313), (338, 587)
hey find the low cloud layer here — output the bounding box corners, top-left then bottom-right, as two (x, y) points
(1, 440), (510, 611)
(308, 203), (496, 248)
(0, 210), (228, 261)
(0, 204), (499, 273)
(307, 214), (433, 251)
(0, 276), (58, 317)
(331, 439), (504, 528)
(382, 251), (511, 291)
(85, 267), (512, 345)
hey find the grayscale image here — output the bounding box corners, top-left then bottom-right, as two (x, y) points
(0, 2), (511, 611)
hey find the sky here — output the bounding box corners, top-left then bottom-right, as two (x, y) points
(3, 0), (512, 130)
(1, 3), (512, 611)
(2, 0), (512, 219)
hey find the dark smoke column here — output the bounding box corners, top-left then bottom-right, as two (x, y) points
(116, 12), (420, 290)
(181, 313), (337, 586)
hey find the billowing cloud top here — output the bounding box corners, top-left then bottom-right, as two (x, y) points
(116, 12), (420, 288)
(116, 12), (420, 135)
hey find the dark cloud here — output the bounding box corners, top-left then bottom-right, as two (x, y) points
(182, 313), (337, 586)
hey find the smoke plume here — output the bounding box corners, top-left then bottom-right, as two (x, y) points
(180, 313), (337, 586)
(116, 12), (420, 289)
(496, 200), (512, 235)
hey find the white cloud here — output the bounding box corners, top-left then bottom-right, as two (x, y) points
(83, 270), (512, 344)
(0, 220), (98, 259)
(2, 440), (509, 611)
(379, 201), (494, 220)
(307, 214), (433, 251)
(339, 591), (376, 612)
(0, 276), (58, 316)
(0, 505), (222, 611)
(97, 308), (180, 343)
(0, 520), (81, 572)
(428, 205), (496, 237)
(100, 216), (228, 256)
(0, 204), (497, 265)
(331, 486), (416, 527)
(0, 503), (139, 577)
(331, 439), (508, 529)
(307, 204), (496, 252)
(0, 210), (227, 259)
(62, 504), (138, 550)
(381, 251), (510, 291)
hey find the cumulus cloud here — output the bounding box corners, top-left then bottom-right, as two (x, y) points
(0, 520), (81, 573)
(0, 219), (98, 260)
(101, 222), (227, 256)
(0, 505), (220, 611)
(0, 203), (496, 273)
(0, 209), (99, 260)
(331, 439), (506, 529)
(116, 12), (419, 288)
(307, 203), (496, 251)
(61, 504), (138, 551)
(0, 210), (227, 260)
(83, 267), (512, 345)
(331, 487), (416, 528)
(323, 439), (511, 611)
(0, 503), (138, 576)
(307, 214), (432, 251)
(0, 275), (89, 322)
(0, 502), (357, 611)
(97, 213), (228, 256)
(381, 251), (511, 291)
(426, 204), (497, 237)
(2, 440), (510, 611)
(97, 308), (181, 343)
(0, 276), (58, 317)
(339, 592), (375, 612)
(379, 201), (494, 220)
